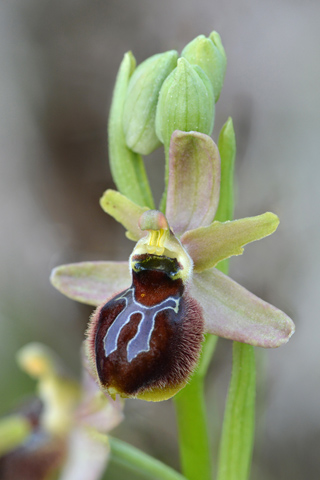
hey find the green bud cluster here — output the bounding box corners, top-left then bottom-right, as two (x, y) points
(111, 31), (226, 159)
(108, 31), (227, 208)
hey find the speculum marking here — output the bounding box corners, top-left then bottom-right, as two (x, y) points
(103, 288), (179, 363)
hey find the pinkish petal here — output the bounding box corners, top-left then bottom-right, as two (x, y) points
(60, 427), (109, 480)
(50, 261), (131, 306)
(100, 189), (148, 241)
(181, 212), (279, 272)
(190, 269), (294, 348)
(166, 130), (220, 235)
(77, 356), (124, 434)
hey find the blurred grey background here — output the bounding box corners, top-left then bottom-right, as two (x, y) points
(0, 0), (319, 478)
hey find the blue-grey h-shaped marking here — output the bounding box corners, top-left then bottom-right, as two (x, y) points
(104, 289), (180, 363)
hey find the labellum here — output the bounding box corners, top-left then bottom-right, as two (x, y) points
(86, 211), (204, 401)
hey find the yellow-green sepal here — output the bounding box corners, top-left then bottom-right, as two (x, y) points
(181, 212), (280, 272)
(100, 189), (149, 241)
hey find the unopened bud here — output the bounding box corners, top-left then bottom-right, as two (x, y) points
(123, 50), (178, 155)
(155, 57), (214, 149)
(182, 31), (226, 102)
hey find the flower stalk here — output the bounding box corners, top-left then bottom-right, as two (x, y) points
(108, 437), (187, 480)
(173, 118), (236, 479)
(174, 334), (218, 480)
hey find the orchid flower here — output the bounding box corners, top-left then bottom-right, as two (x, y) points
(51, 130), (294, 403)
(0, 343), (123, 480)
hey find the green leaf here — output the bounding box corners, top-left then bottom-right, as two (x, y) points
(166, 131), (220, 235)
(216, 343), (255, 480)
(108, 52), (155, 209)
(215, 117), (236, 223)
(181, 212), (280, 272)
(100, 189), (148, 241)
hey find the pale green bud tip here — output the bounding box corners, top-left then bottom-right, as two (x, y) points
(209, 31), (226, 58)
(222, 116), (234, 137)
(219, 116), (236, 153)
(123, 50), (178, 155)
(155, 57), (215, 148)
(124, 51), (136, 76)
(182, 31), (227, 103)
(181, 35), (216, 82)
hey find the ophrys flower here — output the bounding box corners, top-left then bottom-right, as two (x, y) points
(51, 130), (294, 402)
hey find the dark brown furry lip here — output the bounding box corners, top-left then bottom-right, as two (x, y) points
(86, 268), (204, 399)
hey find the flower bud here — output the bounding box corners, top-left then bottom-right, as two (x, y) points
(123, 50), (178, 155)
(108, 52), (155, 209)
(182, 31), (226, 102)
(155, 57), (214, 150)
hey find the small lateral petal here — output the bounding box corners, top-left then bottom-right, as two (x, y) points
(181, 212), (279, 272)
(100, 189), (149, 241)
(50, 261), (131, 306)
(190, 269), (295, 348)
(166, 130), (221, 235)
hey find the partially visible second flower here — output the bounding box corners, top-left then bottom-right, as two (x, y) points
(51, 131), (294, 402)
(0, 343), (123, 480)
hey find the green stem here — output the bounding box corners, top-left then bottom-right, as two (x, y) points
(109, 437), (187, 480)
(173, 117), (237, 480)
(174, 335), (218, 480)
(216, 343), (256, 480)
